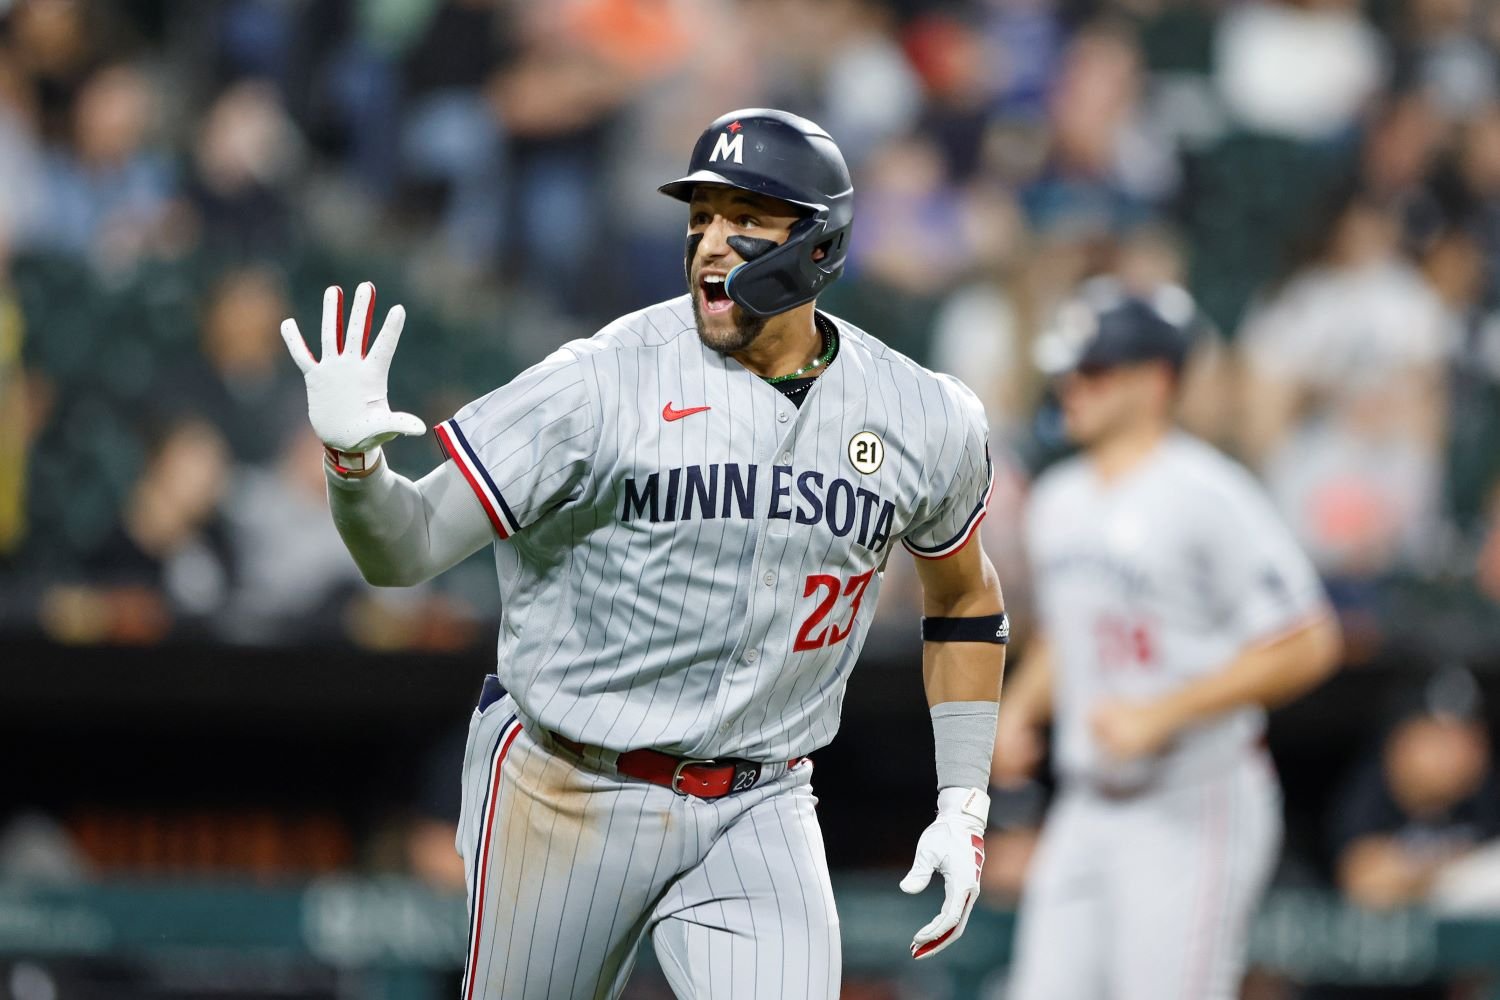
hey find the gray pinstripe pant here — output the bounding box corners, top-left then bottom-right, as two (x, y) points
(1007, 754), (1281, 1000)
(456, 694), (841, 1000)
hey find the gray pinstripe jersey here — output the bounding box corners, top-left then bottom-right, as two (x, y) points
(435, 295), (992, 762)
(1026, 433), (1326, 789)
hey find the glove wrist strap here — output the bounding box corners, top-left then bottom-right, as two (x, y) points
(937, 786), (990, 825)
(325, 445), (383, 478)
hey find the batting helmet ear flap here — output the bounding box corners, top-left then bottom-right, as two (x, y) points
(723, 215), (851, 317)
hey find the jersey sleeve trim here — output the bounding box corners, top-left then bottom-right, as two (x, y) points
(903, 455), (995, 560)
(434, 419), (520, 539)
(1242, 601), (1335, 651)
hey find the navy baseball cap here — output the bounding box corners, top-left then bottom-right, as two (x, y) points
(1034, 278), (1202, 376)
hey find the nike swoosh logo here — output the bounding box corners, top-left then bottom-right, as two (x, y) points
(662, 402), (711, 422)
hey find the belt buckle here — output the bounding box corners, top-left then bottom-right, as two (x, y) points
(671, 758), (717, 796)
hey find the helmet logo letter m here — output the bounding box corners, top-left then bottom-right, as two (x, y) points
(709, 131), (744, 165)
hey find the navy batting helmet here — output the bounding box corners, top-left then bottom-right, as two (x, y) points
(1034, 278), (1207, 376)
(659, 109), (853, 317)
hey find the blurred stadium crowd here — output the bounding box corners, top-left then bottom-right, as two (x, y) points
(3, 0), (1500, 651)
(4, 0), (1500, 983)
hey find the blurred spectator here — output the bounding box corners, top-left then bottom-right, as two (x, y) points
(0, 263), (23, 555)
(1022, 20), (1174, 237)
(488, 0), (671, 307)
(1309, 669), (1500, 999)
(1237, 190), (1451, 582)
(1360, 93), (1447, 205)
(395, 0), (508, 271)
(38, 63), (176, 270)
(159, 265), (304, 466)
(826, 132), (977, 361)
(39, 418), (233, 645)
(1330, 669), (1500, 912)
(852, 134), (979, 297)
(926, 191), (1031, 426)
(0, 56), (50, 246)
(1445, 108), (1500, 312)
(7, 0), (106, 143)
(188, 80), (302, 260)
(1215, 0), (1386, 142)
(218, 426), (367, 645)
(903, 10), (999, 183)
(814, 0), (923, 168)
(1402, 0), (1498, 121)
(1481, 513), (1500, 604)
(1428, 228), (1499, 539)
(978, 0), (1064, 122)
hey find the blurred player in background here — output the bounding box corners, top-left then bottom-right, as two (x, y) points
(995, 278), (1344, 1000)
(280, 109), (1008, 999)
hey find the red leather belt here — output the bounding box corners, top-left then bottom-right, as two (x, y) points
(551, 733), (802, 799)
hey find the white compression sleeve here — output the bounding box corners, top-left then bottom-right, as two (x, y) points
(325, 457), (494, 587)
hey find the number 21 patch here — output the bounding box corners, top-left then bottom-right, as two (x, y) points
(848, 431), (884, 474)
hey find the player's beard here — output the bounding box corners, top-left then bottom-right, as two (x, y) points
(690, 290), (769, 354)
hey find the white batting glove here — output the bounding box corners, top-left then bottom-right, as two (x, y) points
(899, 786), (989, 960)
(279, 282), (426, 459)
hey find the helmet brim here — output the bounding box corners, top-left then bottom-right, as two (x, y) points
(658, 169), (827, 215)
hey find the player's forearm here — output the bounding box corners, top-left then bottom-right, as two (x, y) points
(1000, 633), (1054, 727)
(1156, 611), (1342, 732)
(326, 457), (492, 587)
(914, 545), (1008, 793)
(922, 638), (1007, 705)
(924, 640), (1006, 793)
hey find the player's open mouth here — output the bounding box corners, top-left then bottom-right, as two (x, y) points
(699, 273), (733, 315)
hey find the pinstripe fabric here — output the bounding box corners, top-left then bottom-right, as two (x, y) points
(441, 297), (989, 998)
(438, 295), (991, 762)
(1025, 431), (1328, 789)
(460, 713), (523, 1000)
(1011, 431), (1307, 999)
(456, 694), (838, 1000)
(1007, 757), (1281, 1000)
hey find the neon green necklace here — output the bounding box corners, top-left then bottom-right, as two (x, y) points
(763, 319), (838, 384)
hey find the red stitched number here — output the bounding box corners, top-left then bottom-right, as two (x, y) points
(1094, 614), (1158, 672)
(793, 569), (876, 652)
(793, 575), (840, 652)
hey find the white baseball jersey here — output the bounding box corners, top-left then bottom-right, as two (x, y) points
(435, 295), (992, 762)
(1025, 431), (1327, 789)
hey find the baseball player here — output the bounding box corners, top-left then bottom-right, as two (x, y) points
(996, 279), (1344, 1000)
(279, 109), (1008, 999)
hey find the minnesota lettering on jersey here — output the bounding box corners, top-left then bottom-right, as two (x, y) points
(620, 462), (897, 553)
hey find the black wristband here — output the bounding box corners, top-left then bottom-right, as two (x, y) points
(922, 612), (1009, 644)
